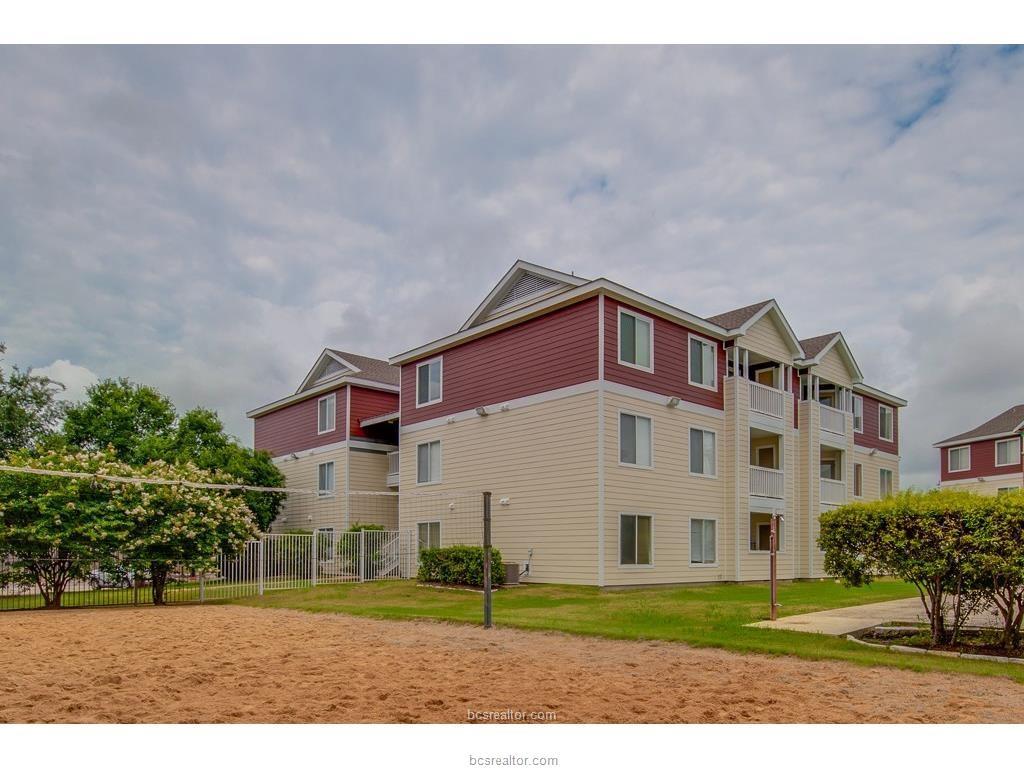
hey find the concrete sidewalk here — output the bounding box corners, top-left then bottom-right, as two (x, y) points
(749, 597), (1002, 636)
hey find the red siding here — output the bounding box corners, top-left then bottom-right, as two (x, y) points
(349, 386), (400, 439)
(401, 298), (600, 425)
(854, 393), (900, 454)
(940, 438), (1023, 482)
(253, 387), (347, 458)
(603, 297), (725, 410)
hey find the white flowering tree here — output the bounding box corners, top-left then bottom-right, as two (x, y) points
(119, 461), (259, 604)
(0, 449), (137, 607)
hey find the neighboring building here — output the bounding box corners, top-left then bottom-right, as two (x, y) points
(934, 405), (1024, 496)
(246, 350), (401, 532)
(387, 261), (906, 585)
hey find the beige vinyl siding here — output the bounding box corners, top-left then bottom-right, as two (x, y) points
(270, 447), (348, 532)
(855, 449), (901, 500)
(602, 391), (727, 585)
(398, 391), (600, 585)
(939, 475), (1023, 496)
(795, 400), (816, 578)
(348, 448), (398, 527)
(814, 347), (855, 388)
(742, 314), (795, 363)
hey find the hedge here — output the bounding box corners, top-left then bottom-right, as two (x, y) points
(417, 545), (504, 587)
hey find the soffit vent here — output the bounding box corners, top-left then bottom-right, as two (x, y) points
(493, 273), (560, 312)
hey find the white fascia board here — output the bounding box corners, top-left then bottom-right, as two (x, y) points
(933, 431), (1022, 449)
(795, 333), (864, 384)
(459, 260), (589, 332)
(731, 300), (806, 359)
(360, 410), (400, 428)
(295, 349), (364, 394)
(852, 382), (908, 408)
(247, 377), (398, 419)
(392, 279), (730, 366)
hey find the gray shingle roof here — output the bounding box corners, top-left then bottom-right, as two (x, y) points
(327, 349), (401, 386)
(705, 300), (774, 330)
(936, 404), (1024, 446)
(798, 333), (840, 359)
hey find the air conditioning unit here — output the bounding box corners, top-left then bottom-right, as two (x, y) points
(503, 562), (520, 585)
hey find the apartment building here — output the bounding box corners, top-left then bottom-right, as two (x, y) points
(246, 350), (401, 532)
(388, 261), (906, 585)
(934, 405), (1024, 495)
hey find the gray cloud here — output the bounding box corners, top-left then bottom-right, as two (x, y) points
(1, 45), (1022, 485)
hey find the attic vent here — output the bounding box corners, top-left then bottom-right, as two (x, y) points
(494, 273), (560, 312)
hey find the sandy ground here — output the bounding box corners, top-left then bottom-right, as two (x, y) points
(2, 605), (1023, 723)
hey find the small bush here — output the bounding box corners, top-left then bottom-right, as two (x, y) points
(417, 545), (504, 587)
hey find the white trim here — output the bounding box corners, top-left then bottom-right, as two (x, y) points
(359, 410), (400, 428)
(853, 443), (900, 459)
(879, 467), (895, 497)
(995, 437), (1021, 468)
(878, 403), (895, 443)
(616, 306), (654, 373)
(414, 438), (442, 486)
(416, 519), (442, 552)
(852, 394), (864, 434)
(940, 473), (1024, 487)
(947, 445), (971, 473)
(852, 382), (907, 408)
(731, 301), (806, 358)
(687, 332), (718, 392)
(617, 512), (654, 568)
(688, 516), (719, 567)
(597, 294), (606, 586)
(317, 393), (336, 435)
(796, 333), (864, 384)
(344, 386), (352, 527)
(934, 430), (1024, 449)
(296, 349), (362, 394)
(415, 356), (443, 408)
(616, 409), (655, 469)
(247, 378), (398, 419)
(269, 439), (397, 465)
(316, 460), (336, 497)
(688, 426), (719, 479)
(603, 381), (725, 420)
(459, 260), (588, 332)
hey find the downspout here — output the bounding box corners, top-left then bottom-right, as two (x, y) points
(596, 294), (606, 587)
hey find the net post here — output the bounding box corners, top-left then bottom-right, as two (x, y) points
(483, 491), (493, 629)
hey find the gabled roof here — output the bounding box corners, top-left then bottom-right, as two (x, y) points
(459, 260), (588, 331)
(324, 350), (400, 387)
(708, 299), (805, 358)
(796, 332), (864, 383)
(799, 332), (840, 359)
(934, 404), (1024, 448)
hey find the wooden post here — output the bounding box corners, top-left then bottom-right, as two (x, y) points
(483, 491), (493, 629)
(769, 513), (779, 621)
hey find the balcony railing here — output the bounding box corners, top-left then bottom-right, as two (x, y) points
(819, 403), (847, 436)
(820, 478), (846, 505)
(750, 466), (785, 499)
(387, 451), (399, 487)
(749, 380), (786, 419)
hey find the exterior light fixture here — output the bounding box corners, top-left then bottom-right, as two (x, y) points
(476, 406), (488, 416)
(667, 397), (681, 408)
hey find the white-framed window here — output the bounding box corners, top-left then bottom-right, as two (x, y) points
(998, 488), (1017, 497)
(853, 462), (863, 498)
(690, 518), (717, 565)
(878, 404), (894, 442)
(317, 393), (336, 434)
(619, 411), (653, 468)
(315, 527), (335, 561)
(995, 437), (1020, 467)
(688, 334), (717, 391)
(416, 440), (442, 485)
(879, 468), (894, 498)
(619, 513), (653, 566)
(317, 461), (335, 496)
(417, 521), (441, 551)
(689, 428), (717, 477)
(415, 357), (443, 407)
(852, 395), (864, 433)
(948, 445), (970, 473)
(749, 512), (784, 552)
(617, 307), (653, 371)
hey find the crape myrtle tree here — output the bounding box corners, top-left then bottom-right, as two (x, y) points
(0, 342), (68, 458)
(0, 449), (136, 607)
(119, 461), (259, 605)
(970, 494), (1024, 649)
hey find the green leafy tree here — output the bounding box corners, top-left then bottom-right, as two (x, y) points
(119, 460), (259, 605)
(0, 342), (68, 458)
(63, 378), (176, 464)
(971, 492), (1024, 649)
(0, 449), (137, 607)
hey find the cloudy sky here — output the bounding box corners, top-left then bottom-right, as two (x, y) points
(1, 45), (1022, 488)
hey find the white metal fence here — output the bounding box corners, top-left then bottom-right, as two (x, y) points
(0, 529), (417, 612)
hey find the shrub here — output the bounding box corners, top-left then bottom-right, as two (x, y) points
(417, 545), (504, 587)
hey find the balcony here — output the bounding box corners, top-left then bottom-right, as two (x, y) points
(749, 380), (786, 420)
(387, 451), (399, 488)
(820, 478), (846, 506)
(819, 403), (846, 436)
(750, 466), (784, 499)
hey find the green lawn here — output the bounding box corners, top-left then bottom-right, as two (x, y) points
(230, 579), (1024, 684)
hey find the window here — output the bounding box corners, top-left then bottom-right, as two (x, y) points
(688, 335), (717, 390)
(853, 395), (864, 433)
(690, 519), (717, 565)
(619, 514), (652, 566)
(416, 440), (442, 484)
(879, 468), (894, 498)
(416, 357), (443, 407)
(995, 438), (1020, 467)
(689, 428), (717, 476)
(998, 488), (1016, 497)
(315, 527), (335, 561)
(317, 461), (335, 496)
(853, 463), (863, 497)
(878, 404), (894, 441)
(619, 412), (653, 467)
(749, 512), (784, 552)
(317, 394), (336, 434)
(948, 445), (970, 473)
(618, 309), (653, 371)
(417, 521), (441, 551)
